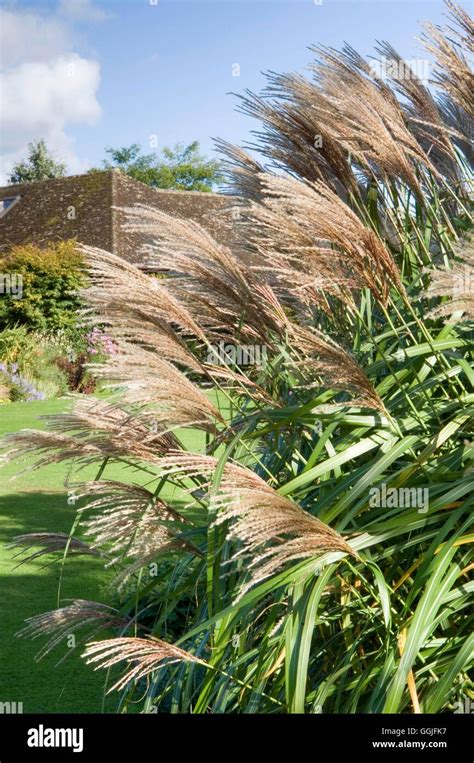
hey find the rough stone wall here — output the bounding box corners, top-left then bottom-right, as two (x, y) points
(0, 171), (114, 253)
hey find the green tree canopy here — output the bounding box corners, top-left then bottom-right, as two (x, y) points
(96, 141), (221, 191)
(8, 140), (67, 184)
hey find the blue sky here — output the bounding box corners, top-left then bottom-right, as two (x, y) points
(0, 0), (468, 181)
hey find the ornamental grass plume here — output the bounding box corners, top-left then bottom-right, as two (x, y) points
(75, 480), (199, 586)
(16, 600), (130, 662)
(373, 41), (459, 183)
(78, 246), (204, 338)
(214, 137), (266, 202)
(308, 45), (440, 195)
(146, 450), (355, 594)
(210, 462), (355, 595)
(9, 533), (100, 567)
(89, 340), (224, 431)
(233, 76), (357, 196)
(78, 246), (206, 362)
(246, 173), (404, 307)
(287, 324), (385, 412)
(83, 637), (204, 693)
(1, 397), (180, 473)
(423, 1), (474, 120)
(116, 195), (385, 409)
(120, 204), (283, 344)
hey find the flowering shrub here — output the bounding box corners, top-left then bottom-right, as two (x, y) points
(51, 328), (118, 394)
(0, 325), (119, 402)
(0, 327), (69, 400)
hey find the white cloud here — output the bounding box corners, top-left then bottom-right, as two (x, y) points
(0, 4), (103, 184)
(0, 9), (72, 66)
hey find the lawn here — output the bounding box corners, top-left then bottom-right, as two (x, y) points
(0, 396), (210, 713)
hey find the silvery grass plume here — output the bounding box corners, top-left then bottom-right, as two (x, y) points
(42, 397), (180, 460)
(248, 173), (404, 307)
(319, 40), (458, 183)
(78, 245), (204, 338)
(82, 206), (383, 409)
(150, 452), (354, 596)
(89, 341), (224, 432)
(425, 236), (474, 320)
(233, 75), (357, 196)
(83, 637), (204, 693)
(1, 397), (179, 474)
(9, 533), (100, 568)
(16, 600), (130, 663)
(308, 43), (440, 195)
(78, 231), (280, 409)
(438, 93), (473, 169)
(119, 205), (283, 345)
(214, 138), (267, 202)
(75, 481), (200, 588)
(111, 509), (200, 592)
(447, 0), (474, 50)
(213, 139), (273, 264)
(423, 1), (474, 120)
(77, 245), (206, 365)
(287, 324), (385, 412)
(209, 461), (355, 597)
(371, 41), (459, 184)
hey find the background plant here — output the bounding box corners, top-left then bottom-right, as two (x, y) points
(2, 1), (472, 714)
(91, 140), (222, 191)
(0, 241), (85, 337)
(7, 139), (67, 185)
(0, 327), (69, 401)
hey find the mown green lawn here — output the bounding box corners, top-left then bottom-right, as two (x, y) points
(0, 396), (210, 713)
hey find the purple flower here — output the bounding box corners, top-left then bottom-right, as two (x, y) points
(0, 362), (45, 402)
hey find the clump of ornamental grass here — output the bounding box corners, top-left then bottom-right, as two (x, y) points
(1, 1), (472, 714)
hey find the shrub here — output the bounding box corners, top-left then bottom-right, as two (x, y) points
(55, 354), (96, 394)
(0, 241), (85, 336)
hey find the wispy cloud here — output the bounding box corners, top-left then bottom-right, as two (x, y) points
(58, 0), (111, 23)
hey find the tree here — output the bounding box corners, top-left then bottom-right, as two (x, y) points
(8, 140), (67, 184)
(96, 140), (221, 191)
